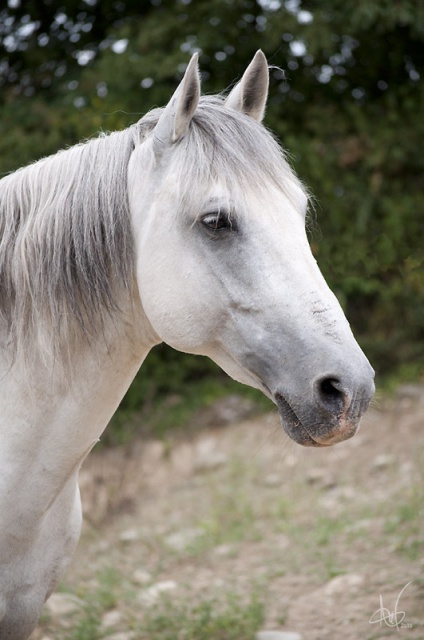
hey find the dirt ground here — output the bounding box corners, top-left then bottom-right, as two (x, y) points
(32, 386), (424, 640)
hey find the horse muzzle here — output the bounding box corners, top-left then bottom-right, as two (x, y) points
(275, 372), (375, 447)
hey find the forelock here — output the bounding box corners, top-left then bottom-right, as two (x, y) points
(170, 96), (308, 212)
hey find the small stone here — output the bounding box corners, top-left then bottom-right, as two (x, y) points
(345, 519), (373, 534)
(335, 486), (357, 500)
(285, 454), (298, 468)
(214, 543), (234, 556)
(323, 573), (364, 596)
(194, 438), (228, 471)
(96, 539), (110, 552)
(133, 569), (152, 585)
(306, 468), (336, 489)
(276, 534), (290, 550)
(101, 609), (122, 630)
(256, 632), (303, 640)
(164, 527), (204, 551)
(372, 453), (396, 470)
(263, 473), (282, 486)
(119, 528), (139, 543)
(138, 580), (177, 606)
(104, 633), (136, 640)
(143, 440), (165, 462)
(318, 495), (341, 512)
(44, 593), (82, 619)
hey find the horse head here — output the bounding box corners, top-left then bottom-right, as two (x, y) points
(128, 51), (375, 447)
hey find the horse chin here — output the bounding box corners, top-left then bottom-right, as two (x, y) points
(275, 393), (359, 448)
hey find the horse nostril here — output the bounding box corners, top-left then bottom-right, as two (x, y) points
(316, 377), (348, 415)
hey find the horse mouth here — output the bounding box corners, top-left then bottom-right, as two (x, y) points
(275, 392), (357, 447)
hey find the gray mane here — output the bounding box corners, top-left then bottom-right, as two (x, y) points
(0, 95), (304, 357)
(0, 124), (141, 357)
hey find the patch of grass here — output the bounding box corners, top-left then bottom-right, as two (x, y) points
(312, 514), (350, 547)
(95, 566), (123, 610)
(73, 566), (125, 606)
(201, 489), (258, 543)
(274, 502), (371, 580)
(62, 605), (101, 640)
(272, 496), (292, 524)
(308, 515), (351, 579)
(381, 446), (424, 561)
(179, 496), (257, 558)
(137, 590), (265, 640)
(58, 567), (127, 640)
(276, 612), (287, 626)
(384, 487), (424, 561)
(160, 457), (272, 559)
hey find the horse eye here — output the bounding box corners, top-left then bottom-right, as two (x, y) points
(201, 212), (233, 232)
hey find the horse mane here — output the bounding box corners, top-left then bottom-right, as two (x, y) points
(0, 95), (305, 359)
(0, 124), (140, 358)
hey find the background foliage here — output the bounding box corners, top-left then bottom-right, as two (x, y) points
(1, 0), (423, 432)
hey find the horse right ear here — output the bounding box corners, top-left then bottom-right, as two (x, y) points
(152, 54), (200, 155)
(225, 50), (269, 122)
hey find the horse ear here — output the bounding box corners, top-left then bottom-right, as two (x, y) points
(225, 50), (269, 122)
(153, 53), (200, 152)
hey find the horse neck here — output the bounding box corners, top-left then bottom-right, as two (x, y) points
(0, 299), (158, 531)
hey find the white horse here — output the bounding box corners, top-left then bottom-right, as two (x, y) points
(0, 51), (374, 639)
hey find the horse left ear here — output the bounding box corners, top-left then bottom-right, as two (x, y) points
(153, 53), (200, 153)
(225, 50), (269, 122)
